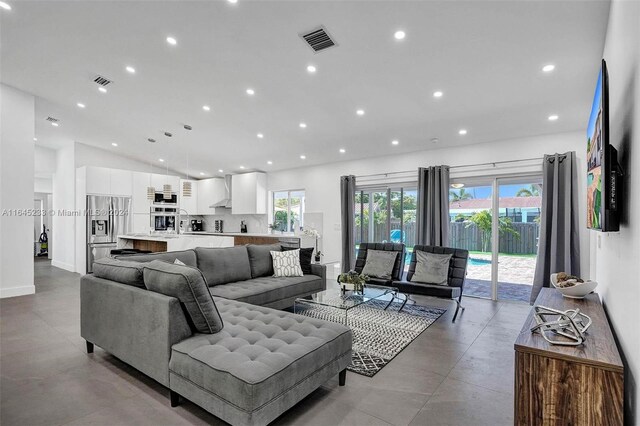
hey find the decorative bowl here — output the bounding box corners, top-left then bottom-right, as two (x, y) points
(550, 273), (598, 299)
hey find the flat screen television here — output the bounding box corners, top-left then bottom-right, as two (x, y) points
(587, 59), (621, 232)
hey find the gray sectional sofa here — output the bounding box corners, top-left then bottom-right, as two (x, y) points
(80, 244), (352, 426)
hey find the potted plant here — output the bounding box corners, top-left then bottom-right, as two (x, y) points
(337, 270), (369, 294)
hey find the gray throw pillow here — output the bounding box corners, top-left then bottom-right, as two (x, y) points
(361, 250), (398, 280)
(143, 260), (223, 334)
(246, 243), (282, 278)
(93, 257), (145, 288)
(411, 251), (452, 286)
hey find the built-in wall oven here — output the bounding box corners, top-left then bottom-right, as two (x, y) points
(151, 193), (177, 231)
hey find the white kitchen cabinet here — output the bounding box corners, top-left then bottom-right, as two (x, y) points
(109, 169), (132, 196)
(132, 172), (152, 214)
(179, 179), (198, 215)
(197, 178), (226, 215)
(85, 167), (110, 195)
(132, 213), (151, 234)
(151, 173), (179, 192)
(232, 172), (267, 215)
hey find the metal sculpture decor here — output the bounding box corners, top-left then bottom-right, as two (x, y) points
(530, 305), (592, 346)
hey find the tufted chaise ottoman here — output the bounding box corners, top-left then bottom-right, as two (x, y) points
(168, 297), (353, 426)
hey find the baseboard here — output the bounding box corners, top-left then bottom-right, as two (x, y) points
(51, 260), (75, 272)
(0, 284), (36, 299)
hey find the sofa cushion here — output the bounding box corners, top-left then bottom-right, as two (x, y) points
(246, 244), (282, 278)
(195, 246), (252, 286)
(169, 297), (352, 413)
(208, 275), (323, 306)
(411, 251), (452, 285)
(115, 249), (197, 268)
(92, 257), (145, 288)
(143, 260), (224, 334)
(282, 246), (314, 275)
(361, 249), (398, 279)
(271, 250), (303, 277)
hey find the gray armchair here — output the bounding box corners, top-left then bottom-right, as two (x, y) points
(354, 242), (405, 286)
(393, 245), (469, 322)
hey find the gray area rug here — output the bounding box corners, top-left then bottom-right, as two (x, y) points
(294, 299), (446, 377)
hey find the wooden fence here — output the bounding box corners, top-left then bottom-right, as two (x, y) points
(356, 222), (539, 255)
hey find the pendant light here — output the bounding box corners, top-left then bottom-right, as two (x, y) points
(162, 132), (173, 199)
(182, 124), (192, 197)
(147, 155), (155, 201)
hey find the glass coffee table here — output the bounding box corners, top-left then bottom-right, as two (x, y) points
(294, 284), (401, 325)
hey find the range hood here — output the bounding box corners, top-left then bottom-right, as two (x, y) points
(210, 175), (232, 208)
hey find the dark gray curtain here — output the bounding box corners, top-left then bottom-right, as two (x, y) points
(340, 175), (356, 273)
(530, 152), (581, 303)
(416, 166), (450, 246)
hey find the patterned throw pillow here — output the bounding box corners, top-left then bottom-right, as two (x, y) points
(411, 251), (452, 286)
(361, 249), (398, 279)
(270, 249), (304, 277)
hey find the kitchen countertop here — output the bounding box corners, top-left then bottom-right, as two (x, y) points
(182, 232), (300, 238)
(118, 233), (235, 241)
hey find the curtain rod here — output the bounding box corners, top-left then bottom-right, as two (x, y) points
(355, 157), (545, 180)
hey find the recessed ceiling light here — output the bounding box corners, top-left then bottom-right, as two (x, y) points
(218, 169), (224, 173)
(431, 138), (439, 143)
(200, 172), (206, 176)
(257, 133), (264, 139)
(300, 155), (306, 160)
(147, 138), (156, 143)
(202, 105), (210, 111)
(33, 137), (38, 141)
(239, 166), (245, 169)
(227, 0), (238, 3)
(458, 129), (467, 135)
(307, 65), (317, 73)
(391, 140), (399, 145)
(542, 64), (555, 73)
(548, 114), (559, 121)
(299, 122), (307, 128)
(51, 122), (59, 127)
(111, 143), (118, 147)
(77, 102), (86, 108)
(394, 30), (406, 40)
(159, 158), (165, 162)
(0, 2), (11, 11)
(339, 148), (346, 153)
(125, 66), (136, 74)
(246, 88), (255, 95)
(433, 91), (443, 98)
(267, 161), (273, 165)
(356, 109), (365, 116)
(166, 36), (177, 46)
(98, 87), (107, 93)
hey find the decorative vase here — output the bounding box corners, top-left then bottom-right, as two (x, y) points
(314, 254), (321, 263)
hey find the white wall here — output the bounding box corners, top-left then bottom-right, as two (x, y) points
(0, 84), (35, 298)
(591, 0), (640, 422)
(267, 131), (588, 266)
(51, 142), (76, 272)
(75, 142), (184, 176)
(35, 145), (57, 176)
(34, 178), (52, 193)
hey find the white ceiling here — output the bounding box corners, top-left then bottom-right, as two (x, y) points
(1, 0), (609, 177)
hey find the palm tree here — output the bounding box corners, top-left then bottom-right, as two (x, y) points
(516, 184), (541, 197)
(450, 188), (473, 201)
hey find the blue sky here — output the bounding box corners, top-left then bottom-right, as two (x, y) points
(587, 68), (602, 140)
(452, 184), (538, 199)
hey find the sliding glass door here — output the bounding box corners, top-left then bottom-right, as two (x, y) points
(355, 186), (417, 269)
(449, 175), (542, 302)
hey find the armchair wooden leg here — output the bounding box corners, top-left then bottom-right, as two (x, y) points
(338, 369), (347, 386)
(170, 390), (180, 407)
(86, 341), (94, 354)
(452, 298), (465, 323)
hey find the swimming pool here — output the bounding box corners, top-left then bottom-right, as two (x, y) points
(469, 257), (492, 266)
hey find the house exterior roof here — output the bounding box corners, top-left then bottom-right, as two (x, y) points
(450, 196), (542, 209)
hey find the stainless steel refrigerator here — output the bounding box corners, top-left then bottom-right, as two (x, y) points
(86, 195), (132, 273)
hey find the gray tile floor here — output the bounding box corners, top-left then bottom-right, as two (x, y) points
(0, 259), (530, 425)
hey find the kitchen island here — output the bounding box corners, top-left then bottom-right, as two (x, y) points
(117, 234), (234, 252)
(182, 232), (305, 248)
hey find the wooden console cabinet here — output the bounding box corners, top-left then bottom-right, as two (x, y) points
(514, 288), (623, 425)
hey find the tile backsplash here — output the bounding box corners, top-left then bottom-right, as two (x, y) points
(183, 214), (268, 234)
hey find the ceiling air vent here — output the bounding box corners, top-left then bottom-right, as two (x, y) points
(45, 116), (59, 123)
(93, 75), (113, 86)
(300, 26), (337, 53)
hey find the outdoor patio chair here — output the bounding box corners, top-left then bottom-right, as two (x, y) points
(392, 245), (469, 322)
(354, 242), (405, 286)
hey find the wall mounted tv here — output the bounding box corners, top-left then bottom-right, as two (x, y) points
(587, 59), (622, 232)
